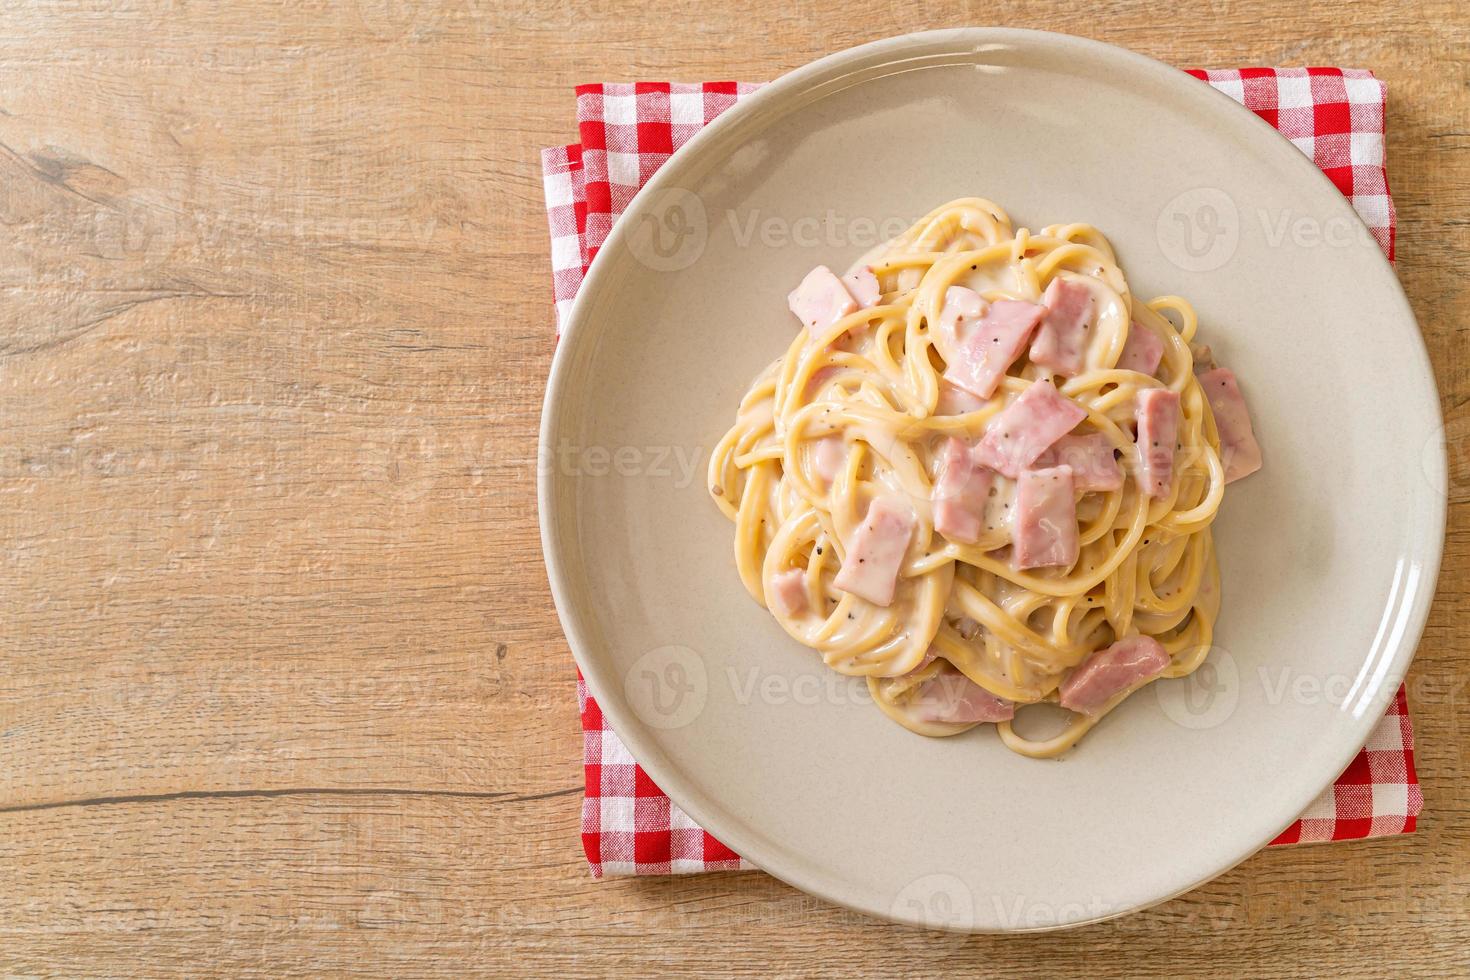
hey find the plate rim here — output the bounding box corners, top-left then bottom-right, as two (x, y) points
(537, 27), (1447, 931)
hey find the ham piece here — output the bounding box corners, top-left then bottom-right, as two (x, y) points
(833, 497), (915, 607)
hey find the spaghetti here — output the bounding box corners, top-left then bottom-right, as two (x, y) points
(708, 198), (1259, 757)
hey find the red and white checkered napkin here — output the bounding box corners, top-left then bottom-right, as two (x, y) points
(542, 70), (1422, 877)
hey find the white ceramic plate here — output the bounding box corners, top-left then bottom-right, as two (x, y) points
(539, 29), (1445, 931)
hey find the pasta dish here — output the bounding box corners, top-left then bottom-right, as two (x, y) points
(708, 198), (1262, 757)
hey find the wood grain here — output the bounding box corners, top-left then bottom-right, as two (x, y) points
(0, 1), (1466, 975)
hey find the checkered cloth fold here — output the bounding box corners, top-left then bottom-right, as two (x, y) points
(542, 69), (1421, 878)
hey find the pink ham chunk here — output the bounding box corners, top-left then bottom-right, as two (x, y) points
(768, 567), (809, 618)
(833, 497), (914, 607)
(912, 669), (1016, 724)
(1117, 322), (1164, 375)
(935, 381), (987, 416)
(803, 364), (840, 398)
(1059, 635), (1171, 715)
(1198, 368), (1263, 483)
(844, 266), (882, 308)
(1135, 388), (1180, 498)
(1029, 277), (1094, 377)
(1013, 465), (1079, 570)
(974, 379), (1087, 478)
(940, 289), (1046, 399)
(931, 437), (995, 544)
(935, 285), (985, 357)
(1034, 433), (1122, 493)
(813, 436), (846, 484)
(788, 265), (857, 331)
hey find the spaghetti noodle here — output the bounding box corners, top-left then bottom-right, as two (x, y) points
(708, 197), (1261, 757)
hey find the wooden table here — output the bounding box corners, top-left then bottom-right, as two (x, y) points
(1, 2), (1466, 975)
